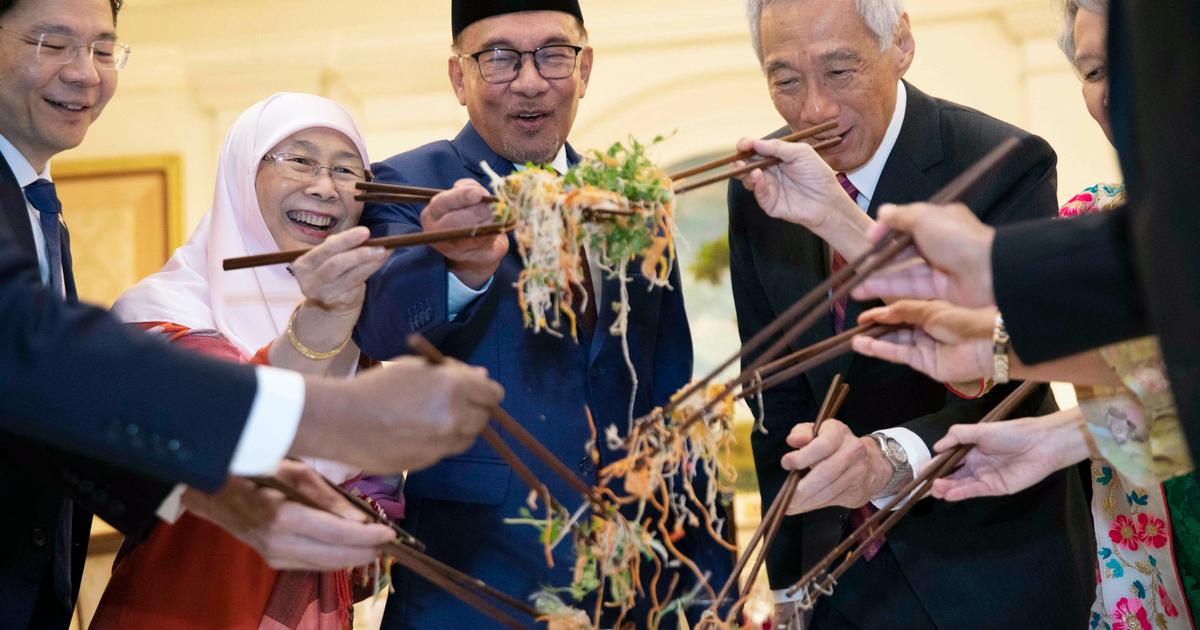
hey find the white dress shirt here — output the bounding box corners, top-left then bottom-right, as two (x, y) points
(773, 81), (927, 604)
(0, 133), (306, 521)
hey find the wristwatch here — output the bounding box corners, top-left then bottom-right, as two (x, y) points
(992, 314), (1011, 384)
(868, 432), (913, 498)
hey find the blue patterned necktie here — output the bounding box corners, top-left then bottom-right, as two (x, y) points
(24, 179), (75, 597)
(24, 179), (64, 295)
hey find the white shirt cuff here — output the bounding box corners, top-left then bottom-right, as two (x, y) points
(870, 427), (933, 510)
(773, 587), (806, 603)
(227, 366), (306, 476)
(155, 484), (188, 523)
(447, 272), (492, 320)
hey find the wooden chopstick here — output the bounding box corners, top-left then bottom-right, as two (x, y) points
(710, 376), (848, 613)
(221, 221), (515, 271)
(355, 191), (501, 205)
(665, 137), (1021, 422)
(672, 136), (844, 195)
(248, 475), (534, 628)
(406, 334), (605, 510)
(740, 382), (850, 600)
(356, 191), (638, 221)
(784, 380), (1042, 602)
(667, 121), (840, 181)
(737, 323), (897, 403)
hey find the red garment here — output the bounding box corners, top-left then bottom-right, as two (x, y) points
(90, 323), (351, 630)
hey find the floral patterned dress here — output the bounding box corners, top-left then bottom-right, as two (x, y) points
(1061, 184), (1198, 630)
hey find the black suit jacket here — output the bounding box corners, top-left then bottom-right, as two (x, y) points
(992, 0), (1200, 461)
(0, 152), (258, 628)
(729, 83), (1092, 628)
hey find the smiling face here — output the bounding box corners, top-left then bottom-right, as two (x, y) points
(1072, 8), (1112, 145)
(255, 127), (366, 251)
(759, 0), (914, 173)
(449, 10), (593, 164)
(0, 0), (118, 170)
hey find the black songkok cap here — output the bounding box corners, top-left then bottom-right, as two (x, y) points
(452, 0), (584, 38)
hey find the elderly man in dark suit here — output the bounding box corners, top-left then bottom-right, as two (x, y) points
(355, 1), (733, 627)
(727, 1), (1092, 627)
(0, 2), (505, 627)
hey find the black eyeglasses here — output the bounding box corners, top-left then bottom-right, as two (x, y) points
(461, 44), (583, 84)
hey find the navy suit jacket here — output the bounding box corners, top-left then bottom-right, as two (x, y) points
(0, 153), (258, 628)
(356, 123), (732, 628)
(729, 84), (1092, 628)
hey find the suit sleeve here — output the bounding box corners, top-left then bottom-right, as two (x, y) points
(900, 133), (1063, 448)
(728, 178), (816, 588)
(354, 160), (498, 359)
(0, 223), (258, 493)
(993, 208), (1148, 364)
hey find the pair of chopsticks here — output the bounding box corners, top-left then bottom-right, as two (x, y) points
(709, 375), (850, 619)
(407, 334), (606, 516)
(222, 220), (514, 271)
(783, 380), (1042, 607)
(671, 120), (843, 195)
(250, 474), (538, 629)
(355, 181), (636, 221)
(630, 137), (1021, 466)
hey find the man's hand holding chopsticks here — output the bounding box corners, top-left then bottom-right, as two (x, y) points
(734, 136), (875, 258)
(182, 460), (393, 570)
(422, 179), (508, 289)
(779, 420), (895, 514)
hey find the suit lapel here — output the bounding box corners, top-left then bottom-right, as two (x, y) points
(751, 217), (841, 402)
(840, 83), (944, 377)
(0, 155), (36, 257)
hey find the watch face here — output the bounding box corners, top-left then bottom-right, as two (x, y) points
(885, 437), (908, 465)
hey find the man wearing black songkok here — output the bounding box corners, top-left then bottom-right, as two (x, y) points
(357, 1), (734, 628)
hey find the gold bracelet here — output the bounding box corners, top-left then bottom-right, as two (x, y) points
(286, 303), (351, 361)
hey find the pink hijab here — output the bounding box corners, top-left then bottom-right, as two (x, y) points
(112, 92), (370, 356)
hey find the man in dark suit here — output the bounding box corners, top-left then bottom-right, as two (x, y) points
(354, 1), (732, 627)
(729, 1), (1092, 627)
(0, 2), (506, 626)
(849, 0), (1200, 464)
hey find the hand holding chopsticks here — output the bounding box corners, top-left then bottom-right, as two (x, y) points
(249, 472), (537, 629)
(708, 376), (850, 621)
(783, 380), (1043, 610)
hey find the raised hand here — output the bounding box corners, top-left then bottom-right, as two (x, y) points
(422, 179), (509, 289)
(735, 137), (874, 257)
(929, 410), (1093, 502)
(290, 226), (388, 317)
(852, 300), (996, 382)
(852, 202), (996, 307)
(182, 460), (394, 570)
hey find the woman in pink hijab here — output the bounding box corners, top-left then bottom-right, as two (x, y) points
(91, 92), (397, 630)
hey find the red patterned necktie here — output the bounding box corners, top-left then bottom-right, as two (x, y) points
(830, 173), (860, 333)
(572, 248), (597, 337)
(832, 173), (884, 562)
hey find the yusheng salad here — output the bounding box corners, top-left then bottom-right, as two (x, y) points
(486, 164), (588, 337)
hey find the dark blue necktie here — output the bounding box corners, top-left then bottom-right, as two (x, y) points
(24, 180), (73, 600)
(24, 179), (64, 295)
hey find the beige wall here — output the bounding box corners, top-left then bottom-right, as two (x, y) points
(64, 0), (1119, 234)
